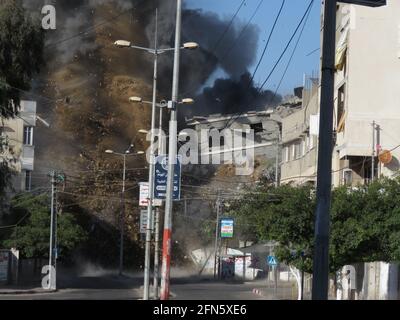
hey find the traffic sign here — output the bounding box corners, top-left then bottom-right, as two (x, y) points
(220, 218), (234, 238)
(154, 155), (181, 201)
(140, 209), (155, 234)
(139, 182), (162, 207)
(267, 255), (278, 267)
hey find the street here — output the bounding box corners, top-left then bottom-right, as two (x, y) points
(171, 280), (266, 300)
(0, 275), (278, 300)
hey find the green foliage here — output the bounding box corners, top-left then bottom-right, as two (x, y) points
(0, 159), (13, 200)
(0, 0), (44, 118)
(2, 193), (87, 260)
(230, 178), (400, 274)
(0, 0), (44, 198)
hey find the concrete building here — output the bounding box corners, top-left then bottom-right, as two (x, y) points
(280, 77), (320, 186)
(0, 100), (37, 197)
(186, 109), (282, 159)
(332, 0), (400, 186)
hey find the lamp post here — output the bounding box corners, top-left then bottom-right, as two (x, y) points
(117, 7), (197, 299)
(105, 147), (144, 276)
(131, 97), (192, 299)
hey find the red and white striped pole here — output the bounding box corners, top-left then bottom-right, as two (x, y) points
(160, 0), (182, 300)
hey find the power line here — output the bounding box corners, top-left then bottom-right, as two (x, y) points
(220, 0), (265, 61)
(272, 0), (314, 99)
(44, 6), (134, 49)
(179, 0), (247, 98)
(258, 0), (315, 91)
(221, 0), (286, 130)
(211, 0), (247, 53)
(249, 0), (286, 93)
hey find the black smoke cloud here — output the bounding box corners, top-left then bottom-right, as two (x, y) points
(187, 73), (281, 119)
(143, 1), (281, 122)
(22, 0), (281, 119)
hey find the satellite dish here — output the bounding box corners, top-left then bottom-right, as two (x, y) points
(379, 150), (393, 164)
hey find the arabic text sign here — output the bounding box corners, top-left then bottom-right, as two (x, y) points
(154, 155), (181, 201)
(139, 182), (162, 207)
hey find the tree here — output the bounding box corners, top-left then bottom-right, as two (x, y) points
(0, 0), (44, 118)
(0, 0), (44, 198)
(2, 193), (87, 261)
(230, 179), (400, 276)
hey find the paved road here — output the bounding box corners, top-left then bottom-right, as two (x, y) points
(171, 279), (266, 300)
(0, 275), (143, 300)
(0, 275), (271, 300)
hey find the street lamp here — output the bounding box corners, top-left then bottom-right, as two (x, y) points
(104, 146), (144, 276)
(115, 9), (198, 300)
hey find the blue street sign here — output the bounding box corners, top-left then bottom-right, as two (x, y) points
(154, 155), (181, 201)
(267, 255), (278, 267)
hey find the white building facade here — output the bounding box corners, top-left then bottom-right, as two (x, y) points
(1, 100), (37, 195)
(332, 0), (400, 186)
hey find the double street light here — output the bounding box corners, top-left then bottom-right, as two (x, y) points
(114, 9), (198, 300)
(104, 146), (144, 276)
(129, 95), (193, 299)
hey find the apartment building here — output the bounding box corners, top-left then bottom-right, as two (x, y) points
(331, 0), (400, 186)
(280, 77), (320, 186)
(0, 100), (37, 195)
(186, 109), (283, 160)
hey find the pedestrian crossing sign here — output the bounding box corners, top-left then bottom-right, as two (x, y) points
(267, 255), (278, 266)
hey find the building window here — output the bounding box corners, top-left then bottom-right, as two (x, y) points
(291, 144), (296, 160)
(337, 85), (346, 132)
(250, 123), (264, 134)
(23, 126), (33, 145)
(25, 170), (32, 191)
(283, 146), (289, 162)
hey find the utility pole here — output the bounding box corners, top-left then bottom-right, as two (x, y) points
(376, 124), (381, 178)
(311, 0), (337, 300)
(160, 0), (182, 300)
(153, 96), (164, 300)
(143, 9), (159, 300)
(213, 192), (221, 279)
(48, 171), (56, 290)
(275, 131), (281, 188)
(371, 121), (376, 182)
(119, 154), (126, 276)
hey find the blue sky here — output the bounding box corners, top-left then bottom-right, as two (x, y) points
(185, 0), (321, 96)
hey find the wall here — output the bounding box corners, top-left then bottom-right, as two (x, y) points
(336, 262), (399, 300)
(334, 1), (400, 185)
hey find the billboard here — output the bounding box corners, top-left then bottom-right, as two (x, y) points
(220, 218), (234, 238)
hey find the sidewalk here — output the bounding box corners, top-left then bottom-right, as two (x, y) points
(0, 286), (57, 295)
(249, 279), (300, 300)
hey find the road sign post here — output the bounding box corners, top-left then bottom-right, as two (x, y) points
(312, 0), (386, 300)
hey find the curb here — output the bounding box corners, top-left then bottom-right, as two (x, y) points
(0, 289), (57, 295)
